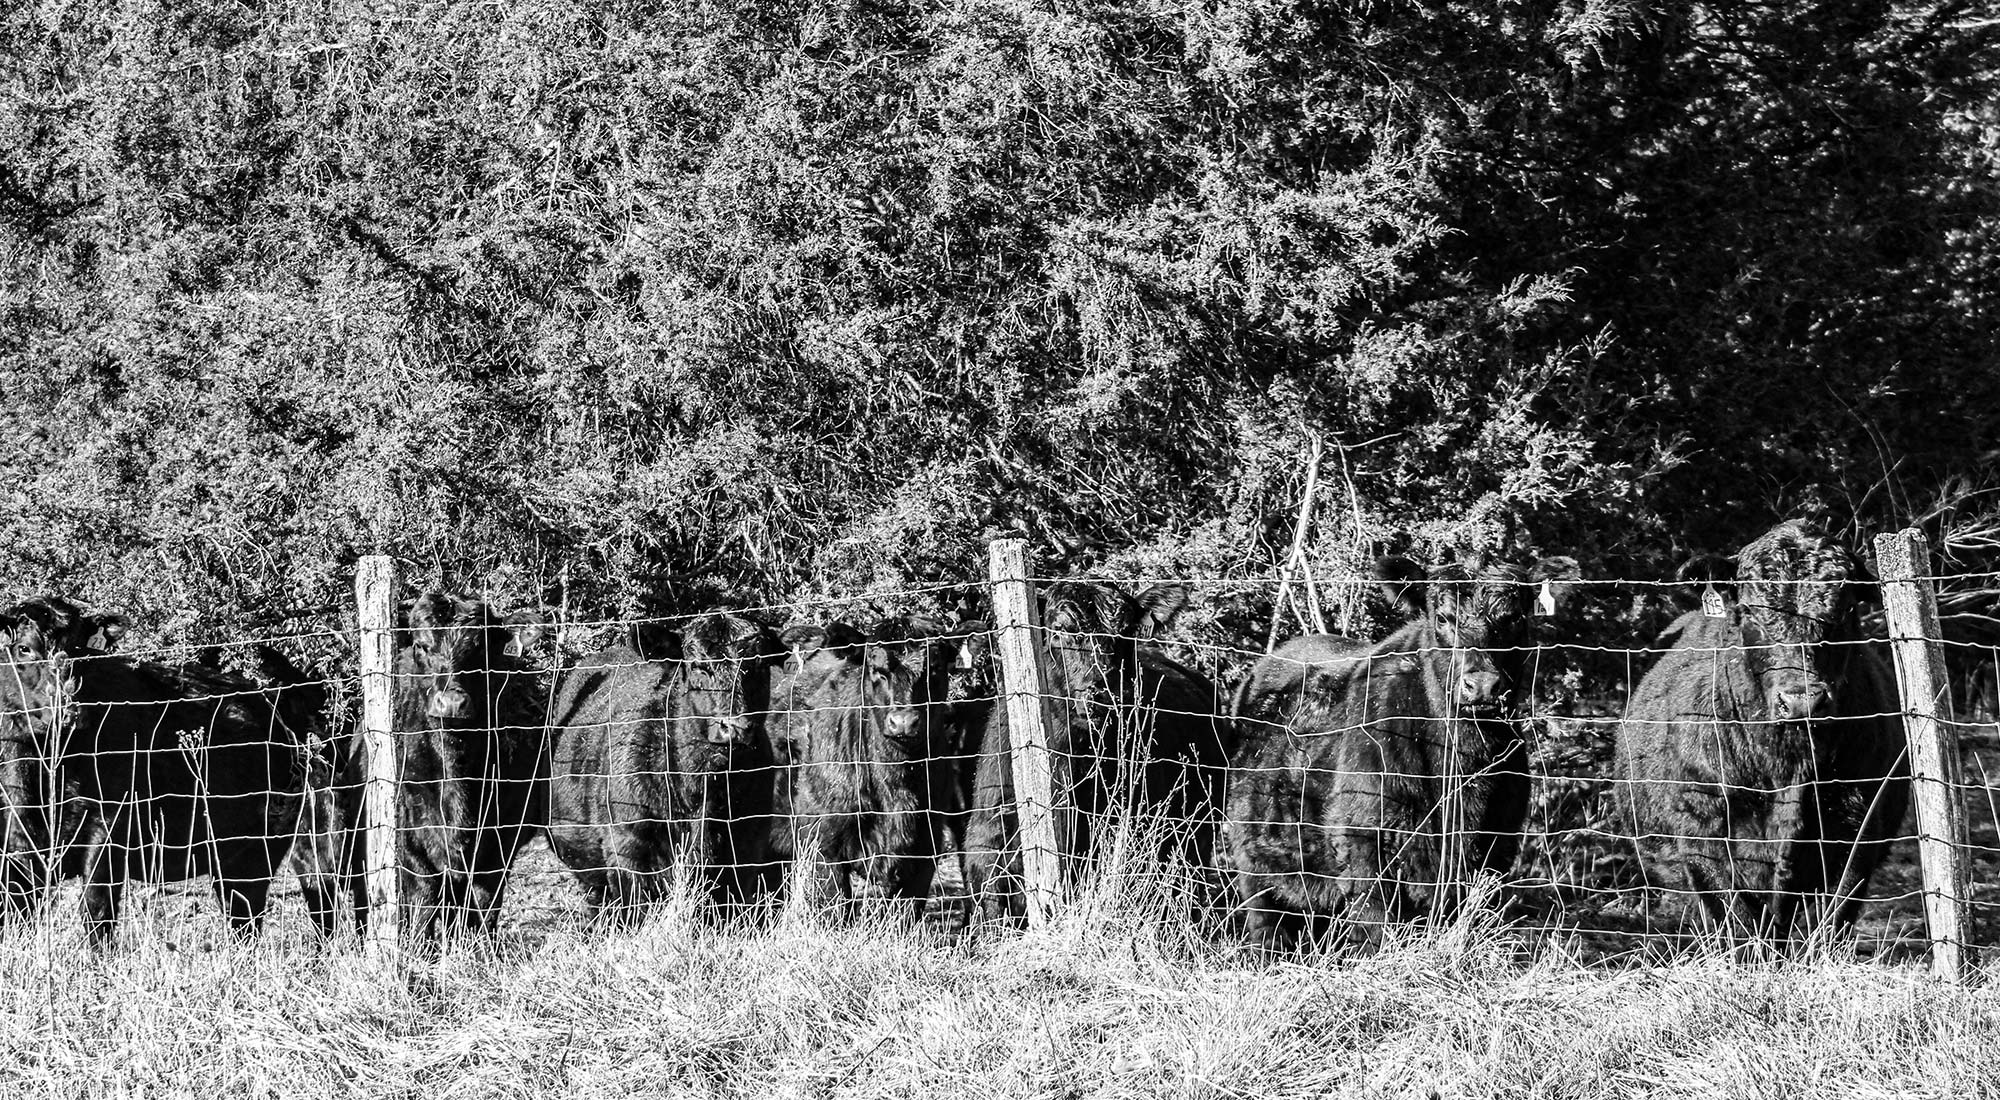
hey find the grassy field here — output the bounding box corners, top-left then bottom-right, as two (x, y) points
(1, 863), (1996, 1100)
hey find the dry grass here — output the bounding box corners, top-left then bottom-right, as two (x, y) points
(0, 866), (1996, 1100)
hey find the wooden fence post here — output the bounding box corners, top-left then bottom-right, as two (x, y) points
(1874, 528), (1972, 981)
(356, 554), (401, 951)
(988, 538), (1063, 926)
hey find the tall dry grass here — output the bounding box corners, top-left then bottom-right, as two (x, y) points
(0, 855), (1994, 1100)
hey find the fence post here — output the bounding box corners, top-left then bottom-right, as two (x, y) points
(356, 554), (401, 951)
(1874, 528), (1971, 981)
(987, 538), (1063, 926)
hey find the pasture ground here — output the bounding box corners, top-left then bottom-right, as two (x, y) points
(2, 867), (1998, 1098)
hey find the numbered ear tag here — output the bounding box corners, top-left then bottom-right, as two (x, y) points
(1701, 584), (1726, 617)
(1535, 580), (1557, 618)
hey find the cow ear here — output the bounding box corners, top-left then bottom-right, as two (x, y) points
(1528, 556), (1582, 617)
(502, 609), (547, 657)
(823, 621), (867, 654)
(1675, 553), (1737, 611)
(1132, 584), (1189, 638)
(85, 615), (128, 653)
(952, 621), (992, 672)
(1373, 556), (1426, 617)
(722, 613), (763, 651)
(396, 597), (418, 633)
(627, 622), (681, 662)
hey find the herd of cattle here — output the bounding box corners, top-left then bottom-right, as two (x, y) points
(0, 519), (1922, 950)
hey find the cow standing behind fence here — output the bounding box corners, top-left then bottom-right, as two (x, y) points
(545, 613), (774, 921)
(291, 706), (365, 937)
(961, 582), (1228, 923)
(1224, 555), (1579, 950)
(754, 619), (962, 916)
(0, 597), (317, 940)
(1615, 520), (1909, 942)
(388, 593), (549, 941)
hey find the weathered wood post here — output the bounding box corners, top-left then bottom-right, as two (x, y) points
(988, 538), (1063, 925)
(356, 554), (401, 951)
(1874, 528), (1972, 981)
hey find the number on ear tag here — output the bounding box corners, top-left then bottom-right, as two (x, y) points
(1701, 584), (1726, 617)
(1535, 580), (1557, 618)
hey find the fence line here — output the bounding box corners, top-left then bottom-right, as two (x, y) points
(0, 541), (1995, 974)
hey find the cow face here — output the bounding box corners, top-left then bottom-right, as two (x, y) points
(789, 623), (927, 749)
(1377, 555), (1580, 717)
(399, 593), (544, 722)
(1730, 520), (1857, 722)
(677, 613), (769, 745)
(0, 597), (125, 718)
(1039, 582), (1186, 704)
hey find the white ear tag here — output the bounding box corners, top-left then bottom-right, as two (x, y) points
(1701, 584), (1726, 617)
(1535, 580), (1557, 618)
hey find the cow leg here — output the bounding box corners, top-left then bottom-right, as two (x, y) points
(796, 814), (852, 914)
(1237, 877), (1301, 953)
(348, 869), (371, 938)
(80, 839), (124, 945)
(215, 875), (271, 938)
(607, 824), (674, 924)
(0, 853), (51, 924)
(403, 864), (444, 946)
(467, 874), (507, 935)
(863, 807), (935, 922)
(299, 871), (339, 938)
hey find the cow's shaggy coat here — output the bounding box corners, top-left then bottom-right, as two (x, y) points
(1614, 520), (1909, 940)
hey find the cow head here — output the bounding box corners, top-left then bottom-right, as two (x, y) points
(783, 620), (929, 752)
(1727, 520), (1859, 723)
(1376, 553), (1581, 717)
(398, 593), (544, 722)
(676, 613), (771, 746)
(1039, 581), (1187, 708)
(0, 597), (125, 719)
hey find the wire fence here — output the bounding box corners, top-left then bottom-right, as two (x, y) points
(0, 533), (1994, 972)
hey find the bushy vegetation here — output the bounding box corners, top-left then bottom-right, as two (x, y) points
(2, 0), (1996, 644)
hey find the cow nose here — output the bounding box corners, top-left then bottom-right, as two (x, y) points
(1459, 671), (1507, 709)
(884, 707), (920, 739)
(1774, 684), (1832, 720)
(426, 686), (469, 719)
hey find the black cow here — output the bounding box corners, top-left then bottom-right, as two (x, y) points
(1224, 554), (1579, 950)
(392, 593), (549, 940)
(1614, 520), (1909, 941)
(0, 597), (315, 941)
(758, 619), (960, 916)
(545, 613), (773, 921)
(961, 582), (1228, 923)
(290, 706), (365, 937)
(1230, 632), (1370, 742)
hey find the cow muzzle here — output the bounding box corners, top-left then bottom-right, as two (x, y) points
(1771, 682), (1833, 721)
(1458, 671), (1509, 715)
(883, 707), (921, 741)
(708, 713), (756, 745)
(426, 686), (470, 720)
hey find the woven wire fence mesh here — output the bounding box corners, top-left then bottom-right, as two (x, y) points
(0, 571), (1991, 961)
